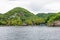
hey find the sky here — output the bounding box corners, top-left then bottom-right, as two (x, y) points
(0, 0), (60, 14)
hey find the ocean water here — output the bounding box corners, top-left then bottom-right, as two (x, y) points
(0, 26), (60, 40)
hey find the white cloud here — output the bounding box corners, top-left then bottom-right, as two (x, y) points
(0, 0), (30, 13)
(40, 2), (60, 13)
(28, 0), (60, 13)
(0, 0), (60, 14)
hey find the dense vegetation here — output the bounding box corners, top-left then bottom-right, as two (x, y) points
(36, 13), (60, 26)
(0, 7), (60, 26)
(46, 12), (60, 26)
(0, 7), (45, 26)
(36, 13), (55, 24)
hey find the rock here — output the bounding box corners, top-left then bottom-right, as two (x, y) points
(51, 20), (60, 26)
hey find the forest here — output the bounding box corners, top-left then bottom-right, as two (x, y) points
(0, 7), (60, 26)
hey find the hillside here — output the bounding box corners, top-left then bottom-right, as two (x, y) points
(4, 7), (34, 19)
(36, 13), (55, 24)
(0, 7), (59, 26)
(0, 7), (44, 26)
(36, 13), (55, 19)
(46, 12), (60, 26)
(0, 7), (35, 25)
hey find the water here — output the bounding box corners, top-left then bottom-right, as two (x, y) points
(0, 26), (60, 40)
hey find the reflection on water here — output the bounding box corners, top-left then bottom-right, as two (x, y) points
(0, 26), (60, 40)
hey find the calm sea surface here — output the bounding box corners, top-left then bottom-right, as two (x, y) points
(0, 26), (60, 40)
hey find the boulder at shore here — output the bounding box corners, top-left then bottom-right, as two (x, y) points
(50, 20), (60, 26)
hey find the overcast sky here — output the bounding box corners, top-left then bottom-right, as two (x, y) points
(0, 0), (60, 14)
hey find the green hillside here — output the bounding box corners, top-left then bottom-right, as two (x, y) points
(4, 7), (34, 17)
(0, 7), (59, 26)
(36, 13), (55, 24)
(0, 7), (44, 26)
(46, 12), (60, 26)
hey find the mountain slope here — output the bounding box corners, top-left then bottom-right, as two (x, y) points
(0, 7), (39, 25)
(4, 7), (34, 19)
(46, 12), (60, 26)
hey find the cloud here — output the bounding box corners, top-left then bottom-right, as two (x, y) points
(0, 0), (30, 13)
(0, 0), (60, 14)
(8, 0), (27, 1)
(40, 1), (60, 13)
(27, 0), (55, 13)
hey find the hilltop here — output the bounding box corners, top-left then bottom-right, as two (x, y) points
(0, 7), (60, 26)
(0, 7), (44, 26)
